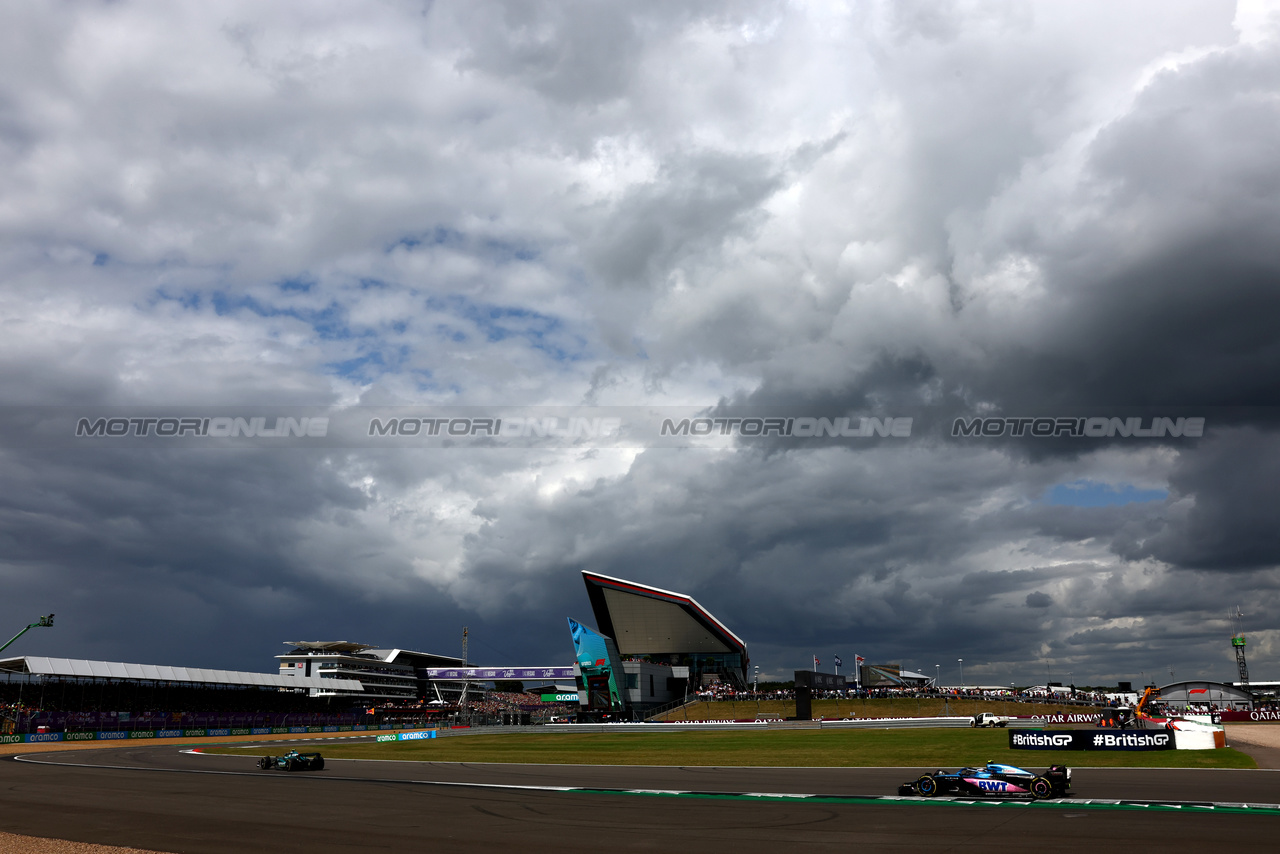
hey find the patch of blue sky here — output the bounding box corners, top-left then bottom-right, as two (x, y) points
(427, 295), (587, 363)
(205, 291), (359, 342)
(93, 253), (109, 266)
(388, 226), (465, 253)
(150, 287), (202, 310)
(276, 276), (314, 293)
(325, 341), (416, 383)
(1043, 480), (1168, 507)
(326, 352), (386, 383)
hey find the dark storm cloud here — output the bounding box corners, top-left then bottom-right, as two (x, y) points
(1130, 427), (1280, 571)
(3, 1), (1277, 688)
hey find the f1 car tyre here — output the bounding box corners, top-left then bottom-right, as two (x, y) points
(916, 774), (938, 797)
(284, 757), (296, 772)
(257, 756), (271, 770)
(1030, 776), (1052, 799)
(312, 757), (324, 771)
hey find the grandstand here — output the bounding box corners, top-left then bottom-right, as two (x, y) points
(0, 642), (473, 736)
(276, 641), (467, 702)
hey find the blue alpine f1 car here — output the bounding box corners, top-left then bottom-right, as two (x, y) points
(898, 762), (1070, 799)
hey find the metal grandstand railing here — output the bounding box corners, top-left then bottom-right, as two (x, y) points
(641, 695), (700, 721)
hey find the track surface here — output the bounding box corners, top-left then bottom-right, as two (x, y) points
(4, 741), (1280, 852)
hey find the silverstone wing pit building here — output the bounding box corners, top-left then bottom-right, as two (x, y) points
(569, 571), (750, 717)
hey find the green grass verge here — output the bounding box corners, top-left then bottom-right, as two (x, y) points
(207, 728), (1256, 769)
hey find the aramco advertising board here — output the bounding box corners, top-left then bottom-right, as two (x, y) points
(567, 618), (626, 712)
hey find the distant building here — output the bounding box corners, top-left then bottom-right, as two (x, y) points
(1158, 680), (1253, 710)
(276, 641), (465, 703)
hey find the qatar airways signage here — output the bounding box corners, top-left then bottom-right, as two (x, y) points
(1219, 709), (1280, 722)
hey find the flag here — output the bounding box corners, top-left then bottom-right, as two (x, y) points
(856, 655), (865, 664)
(834, 655), (843, 667)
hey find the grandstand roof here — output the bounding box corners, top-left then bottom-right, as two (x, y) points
(581, 571), (748, 660)
(282, 641), (375, 654)
(368, 648), (465, 667)
(0, 655), (364, 692)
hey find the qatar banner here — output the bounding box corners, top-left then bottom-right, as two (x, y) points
(1219, 709), (1280, 723)
(1009, 730), (1173, 750)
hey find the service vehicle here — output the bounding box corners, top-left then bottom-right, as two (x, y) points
(257, 749), (325, 772)
(1096, 707), (1136, 728)
(898, 761), (1070, 799)
(970, 712), (1009, 727)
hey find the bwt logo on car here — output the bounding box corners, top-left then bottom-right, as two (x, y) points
(1013, 733), (1073, 747)
(971, 779), (1012, 792)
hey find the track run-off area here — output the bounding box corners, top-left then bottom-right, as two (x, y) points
(4, 729), (1280, 853)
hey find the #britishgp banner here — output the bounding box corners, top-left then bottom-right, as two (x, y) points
(1009, 730), (1173, 751)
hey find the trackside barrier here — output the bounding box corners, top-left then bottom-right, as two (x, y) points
(543, 722), (767, 734)
(820, 716), (1046, 730)
(6, 727), (380, 743)
(376, 730), (438, 742)
(537, 717), (1048, 734)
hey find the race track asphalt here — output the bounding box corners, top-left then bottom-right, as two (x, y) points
(3, 742), (1279, 853)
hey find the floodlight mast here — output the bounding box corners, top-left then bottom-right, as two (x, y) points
(0, 614), (55, 655)
(1231, 606), (1250, 706)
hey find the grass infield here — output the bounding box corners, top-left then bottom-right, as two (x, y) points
(209, 727), (1256, 769)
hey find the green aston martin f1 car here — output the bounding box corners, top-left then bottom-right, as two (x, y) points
(257, 749), (324, 772)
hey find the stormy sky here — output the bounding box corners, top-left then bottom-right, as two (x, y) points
(3, 0), (1279, 688)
